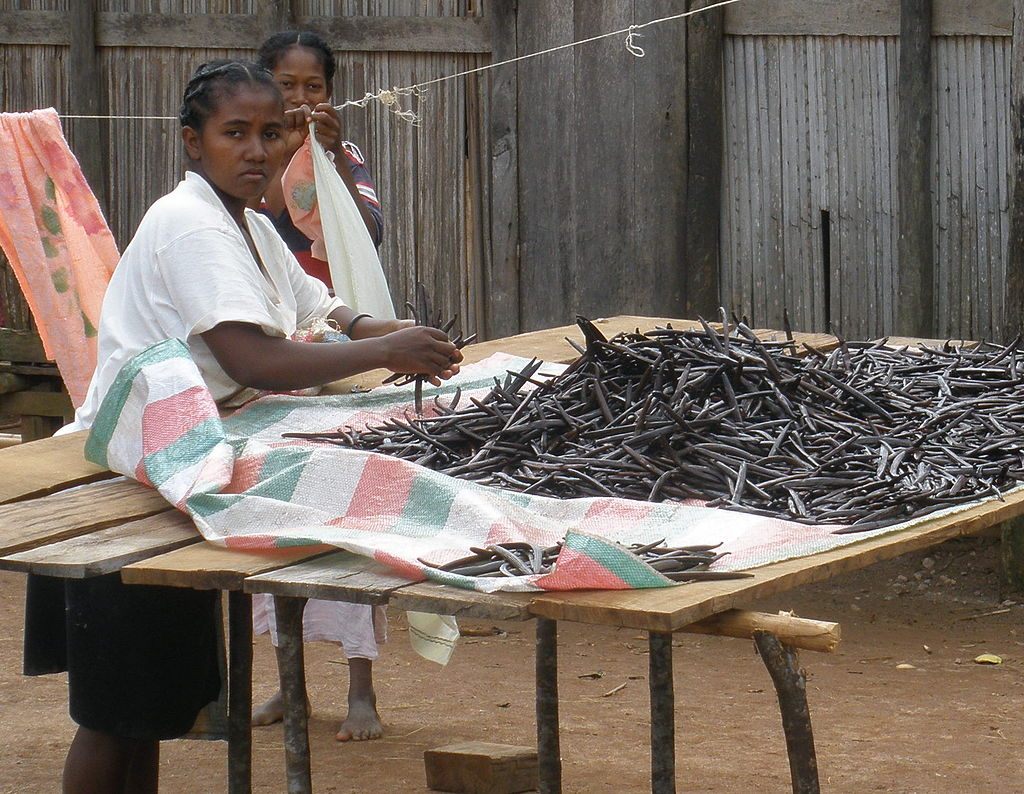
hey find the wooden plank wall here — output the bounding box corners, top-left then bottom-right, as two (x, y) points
(721, 31), (1011, 341)
(932, 35), (1011, 340)
(514, 0), (690, 332)
(721, 36), (899, 339)
(1, 1), (1019, 346)
(0, 0), (489, 341)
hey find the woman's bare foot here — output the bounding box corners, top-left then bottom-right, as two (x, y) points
(336, 658), (383, 741)
(335, 692), (383, 742)
(252, 691), (284, 726)
(251, 690), (311, 727)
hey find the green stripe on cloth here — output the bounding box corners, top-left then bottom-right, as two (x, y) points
(274, 536), (323, 547)
(247, 447), (313, 503)
(223, 401), (301, 437)
(187, 492), (244, 518)
(563, 531), (674, 589)
(391, 470), (460, 538)
(499, 490), (533, 509)
(84, 338), (191, 467)
(142, 418), (225, 489)
(422, 567), (478, 590)
(186, 447), (312, 518)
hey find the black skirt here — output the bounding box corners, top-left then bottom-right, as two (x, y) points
(24, 572), (221, 741)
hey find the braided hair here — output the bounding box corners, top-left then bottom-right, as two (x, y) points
(178, 59), (280, 131)
(258, 30), (336, 84)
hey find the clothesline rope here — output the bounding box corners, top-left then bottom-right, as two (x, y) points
(52, 0), (741, 123)
(336, 0), (741, 122)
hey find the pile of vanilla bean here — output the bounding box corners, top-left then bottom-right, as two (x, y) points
(293, 317), (1024, 532)
(417, 540), (739, 581)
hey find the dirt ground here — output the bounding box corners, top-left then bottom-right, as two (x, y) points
(1, 535), (1022, 793)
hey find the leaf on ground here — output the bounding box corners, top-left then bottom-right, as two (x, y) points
(974, 653), (1003, 665)
(577, 671), (604, 680)
(896, 663), (916, 670)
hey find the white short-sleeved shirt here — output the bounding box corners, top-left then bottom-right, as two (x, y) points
(67, 171), (344, 431)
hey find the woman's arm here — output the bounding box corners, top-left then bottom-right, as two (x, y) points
(201, 321), (460, 392)
(326, 305), (412, 340)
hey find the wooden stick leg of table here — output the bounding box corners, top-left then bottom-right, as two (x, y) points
(1000, 515), (1024, 598)
(753, 631), (820, 794)
(228, 591), (253, 794)
(649, 631), (675, 794)
(536, 617), (562, 794)
(274, 595), (312, 794)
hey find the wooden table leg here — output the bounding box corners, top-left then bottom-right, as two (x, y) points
(227, 591), (253, 794)
(1000, 515), (1024, 598)
(274, 595), (311, 794)
(536, 617), (562, 794)
(753, 631), (820, 794)
(649, 631), (675, 794)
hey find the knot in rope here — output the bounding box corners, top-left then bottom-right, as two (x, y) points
(625, 25), (646, 58)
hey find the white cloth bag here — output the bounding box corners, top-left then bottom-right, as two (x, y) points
(309, 126), (396, 319)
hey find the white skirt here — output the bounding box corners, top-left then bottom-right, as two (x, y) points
(252, 595), (387, 660)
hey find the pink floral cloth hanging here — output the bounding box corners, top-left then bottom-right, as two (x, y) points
(0, 108), (119, 407)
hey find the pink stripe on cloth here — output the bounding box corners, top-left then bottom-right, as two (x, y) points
(712, 514), (850, 571)
(222, 535), (333, 553)
(225, 451), (270, 494)
(343, 454), (416, 521)
(133, 459), (153, 489)
(141, 385), (217, 455)
(579, 499), (655, 528)
(374, 550), (427, 581)
(534, 546), (631, 590)
(0, 109), (118, 406)
(485, 518), (560, 549)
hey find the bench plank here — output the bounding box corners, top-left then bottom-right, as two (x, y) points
(0, 478), (169, 556)
(122, 541), (335, 591)
(0, 511), (199, 577)
(0, 431), (111, 504)
(245, 551), (533, 621)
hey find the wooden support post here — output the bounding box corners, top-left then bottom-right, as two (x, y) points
(895, 0), (934, 338)
(1007, 0), (1024, 340)
(187, 595), (229, 741)
(753, 632), (820, 794)
(684, 0), (724, 318)
(1000, 0), (1024, 602)
(1000, 515), (1024, 598)
(18, 415), (63, 443)
(259, 0), (295, 36)
(227, 591), (253, 794)
(68, 0), (108, 216)
(535, 617), (561, 794)
(273, 595), (311, 794)
(648, 631), (676, 794)
(484, 0), (521, 340)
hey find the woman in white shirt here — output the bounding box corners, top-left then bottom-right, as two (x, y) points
(58, 59), (461, 794)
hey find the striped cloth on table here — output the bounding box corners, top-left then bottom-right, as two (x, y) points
(84, 340), (931, 592)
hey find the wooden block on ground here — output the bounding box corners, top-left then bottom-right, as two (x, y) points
(425, 741), (537, 794)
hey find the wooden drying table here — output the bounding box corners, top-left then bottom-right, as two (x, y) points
(6, 316), (979, 794)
